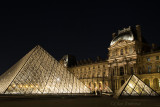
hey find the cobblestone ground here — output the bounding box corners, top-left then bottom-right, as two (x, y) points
(0, 95), (160, 107)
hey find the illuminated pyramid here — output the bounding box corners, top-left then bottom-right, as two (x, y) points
(0, 46), (90, 94)
(114, 75), (159, 98)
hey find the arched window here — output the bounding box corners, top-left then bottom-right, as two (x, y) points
(105, 81), (108, 87)
(148, 66), (151, 73)
(94, 83), (97, 89)
(112, 51), (115, 56)
(144, 79), (150, 86)
(115, 49), (118, 56)
(125, 47), (128, 54)
(92, 73), (95, 78)
(112, 69), (114, 76)
(157, 65), (160, 72)
(80, 72), (83, 79)
(99, 82), (102, 90)
(97, 72), (100, 77)
(88, 71), (91, 78)
(120, 67), (124, 76)
(120, 49), (123, 55)
(131, 67), (134, 74)
(89, 82), (92, 88)
(103, 72), (106, 77)
(129, 46), (132, 53)
(121, 80), (125, 86)
(153, 78), (159, 89)
(138, 67), (141, 74)
(83, 74), (86, 78)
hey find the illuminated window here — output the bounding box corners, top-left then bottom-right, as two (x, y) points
(115, 49), (118, 56)
(98, 65), (100, 68)
(129, 47), (132, 53)
(147, 57), (150, 61)
(94, 83), (96, 88)
(112, 69), (114, 76)
(112, 51), (115, 56)
(153, 78), (159, 89)
(156, 56), (159, 60)
(99, 83), (102, 90)
(80, 72), (83, 78)
(131, 67), (134, 74)
(92, 73), (95, 78)
(157, 65), (160, 72)
(148, 66), (151, 73)
(120, 49), (123, 55)
(120, 67), (124, 76)
(97, 72), (100, 77)
(125, 47), (127, 54)
(83, 74), (86, 78)
(103, 72), (105, 76)
(89, 82), (92, 88)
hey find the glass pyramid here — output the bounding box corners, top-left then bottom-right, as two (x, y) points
(114, 75), (159, 98)
(0, 46), (90, 95)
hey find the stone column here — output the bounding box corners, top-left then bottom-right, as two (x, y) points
(124, 65), (126, 74)
(117, 79), (119, 90)
(133, 64), (136, 74)
(126, 64), (128, 75)
(114, 66), (117, 76)
(115, 79), (117, 90)
(116, 66), (118, 76)
(150, 78), (153, 88)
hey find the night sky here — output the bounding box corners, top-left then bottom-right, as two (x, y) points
(0, 1), (160, 75)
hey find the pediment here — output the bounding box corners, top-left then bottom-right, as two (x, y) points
(110, 40), (130, 48)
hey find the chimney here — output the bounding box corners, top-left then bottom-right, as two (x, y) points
(79, 60), (83, 65)
(152, 43), (156, 51)
(112, 33), (116, 38)
(136, 25), (142, 42)
(87, 58), (92, 63)
(77, 61), (80, 65)
(83, 59), (87, 64)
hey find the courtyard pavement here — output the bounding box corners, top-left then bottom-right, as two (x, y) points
(0, 95), (160, 107)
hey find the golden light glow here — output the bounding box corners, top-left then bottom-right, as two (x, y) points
(129, 83), (134, 88)
(19, 85), (22, 88)
(57, 78), (60, 81)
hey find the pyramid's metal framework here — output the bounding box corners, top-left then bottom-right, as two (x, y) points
(0, 46), (90, 95)
(114, 75), (159, 98)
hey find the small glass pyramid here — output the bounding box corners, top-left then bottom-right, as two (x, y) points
(114, 75), (159, 98)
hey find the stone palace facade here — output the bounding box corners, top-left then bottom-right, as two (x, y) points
(60, 25), (160, 93)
